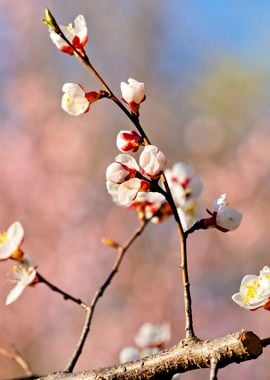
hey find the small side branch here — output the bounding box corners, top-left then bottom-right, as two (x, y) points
(209, 357), (218, 380)
(65, 220), (149, 372)
(37, 273), (88, 310)
(0, 346), (32, 377)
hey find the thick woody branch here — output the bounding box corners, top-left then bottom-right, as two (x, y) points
(38, 331), (263, 380)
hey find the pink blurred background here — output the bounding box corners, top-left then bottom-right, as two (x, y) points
(1, 1), (270, 379)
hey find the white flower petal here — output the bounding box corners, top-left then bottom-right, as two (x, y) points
(7, 221), (24, 247)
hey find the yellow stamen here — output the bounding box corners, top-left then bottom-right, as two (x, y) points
(0, 232), (8, 246)
(244, 280), (260, 304)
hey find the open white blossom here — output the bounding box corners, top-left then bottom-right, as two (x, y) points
(0, 222), (24, 261)
(49, 15), (88, 55)
(6, 256), (37, 305)
(232, 266), (270, 310)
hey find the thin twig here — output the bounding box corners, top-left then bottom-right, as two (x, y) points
(37, 273), (88, 310)
(261, 337), (270, 347)
(0, 346), (33, 376)
(65, 219), (149, 372)
(209, 357), (218, 380)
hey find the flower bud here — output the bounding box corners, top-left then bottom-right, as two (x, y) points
(120, 78), (145, 114)
(106, 162), (131, 184)
(139, 145), (167, 178)
(61, 83), (90, 116)
(116, 130), (143, 152)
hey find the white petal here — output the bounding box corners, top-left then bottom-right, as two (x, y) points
(49, 30), (66, 48)
(74, 15), (88, 41)
(115, 154), (139, 170)
(171, 163), (194, 181)
(216, 206), (243, 231)
(61, 94), (89, 116)
(6, 283), (26, 305)
(7, 221), (24, 247)
(0, 241), (19, 260)
(62, 83), (85, 96)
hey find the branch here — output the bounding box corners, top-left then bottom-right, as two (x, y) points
(0, 346), (33, 376)
(37, 273), (88, 310)
(37, 330), (263, 380)
(209, 357), (218, 380)
(65, 219), (149, 372)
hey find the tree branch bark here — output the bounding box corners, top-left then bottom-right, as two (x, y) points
(37, 330), (263, 380)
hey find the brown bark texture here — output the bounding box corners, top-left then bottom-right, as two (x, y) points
(38, 330), (263, 380)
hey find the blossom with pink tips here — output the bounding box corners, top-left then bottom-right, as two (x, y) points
(116, 130), (143, 153)
(139, 145), (167, 178)
(49, 15), (88, 55)
(0, 222), (24, 261)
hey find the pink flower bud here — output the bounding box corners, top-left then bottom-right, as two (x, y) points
(139, 145), (167, 178)
(116, 130), (143, 152)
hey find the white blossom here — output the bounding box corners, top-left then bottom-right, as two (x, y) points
(0, 222), (24, 261)
(6, 256), (37, 305)
(120, 78), (145, 105)
(232, 266), (270, 310)
(139, 145), (167, 178)
(49, 15), (88, 55)
(213, 194), (242, 231)
(61, 83), (90, 116)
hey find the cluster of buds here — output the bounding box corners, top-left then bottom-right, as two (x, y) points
(232, 266), (270, 310)
(106, 145), (167, 207)
(46, 11), (146, 118)
(0, 222), (37, 305)
(165, 163), (203, 231)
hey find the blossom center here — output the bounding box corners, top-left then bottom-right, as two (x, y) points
(0, 232), (8, 246)
(244, 280), (260, 304)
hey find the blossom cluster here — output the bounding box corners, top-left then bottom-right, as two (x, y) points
(0, 222), (37, 305)
(46, 11), (258, 321)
